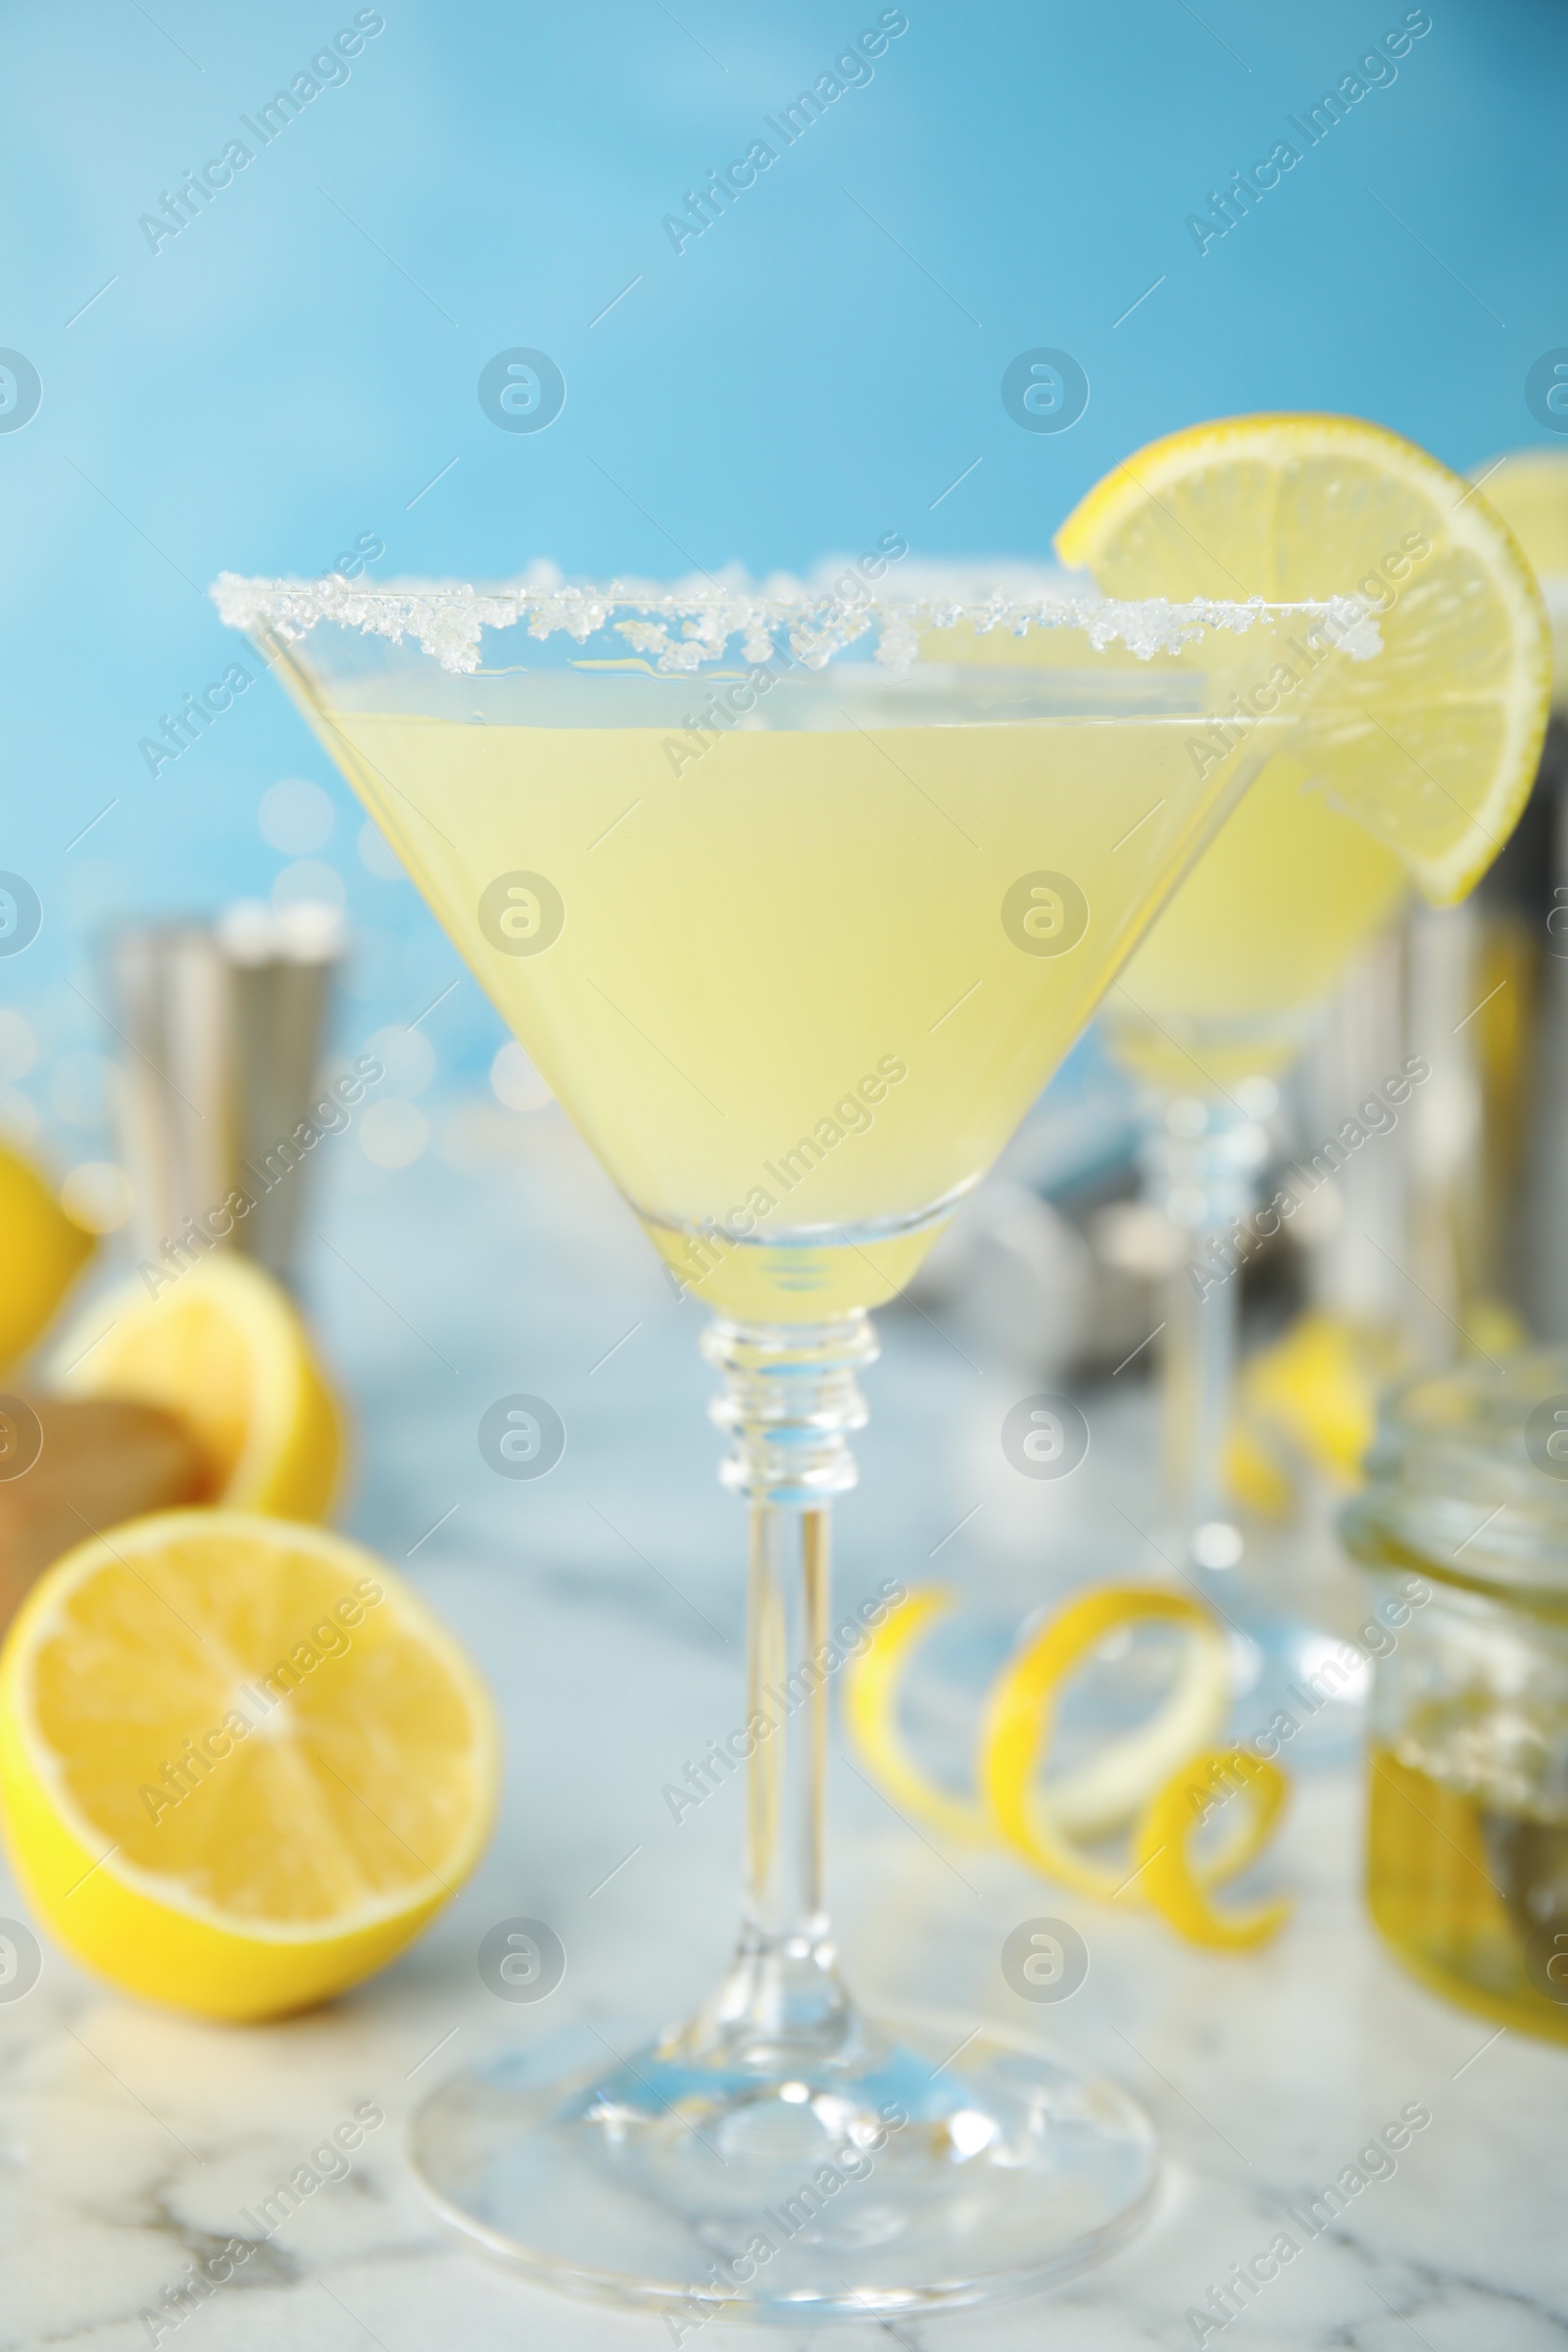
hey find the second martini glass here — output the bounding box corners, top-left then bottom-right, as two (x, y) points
(1050, 413), (1550, 1712)
(1102, 756), (1407, 1582)
(216, 564), (1370, 2321)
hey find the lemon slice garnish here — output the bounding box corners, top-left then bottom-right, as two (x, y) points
(1055, 413), (1551, 904)
(0, 1509), (498, 2018)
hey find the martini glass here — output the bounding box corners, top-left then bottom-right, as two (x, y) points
(216, 565), (1368, 2322)
(1101, 754), (1408, 1584)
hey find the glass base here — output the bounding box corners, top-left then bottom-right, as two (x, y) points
(409, 2007), (1156, 2323)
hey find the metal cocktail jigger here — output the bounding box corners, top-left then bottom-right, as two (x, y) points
(110, 903), (343, 1289)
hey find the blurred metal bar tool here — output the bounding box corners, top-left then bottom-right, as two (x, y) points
(110, 900), (343, 1288)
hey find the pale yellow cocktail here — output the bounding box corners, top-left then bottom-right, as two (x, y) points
(1104, 755), (1406, 1089)
(322, 669), (1289, 1316)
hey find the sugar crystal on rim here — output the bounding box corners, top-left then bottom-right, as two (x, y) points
(211, 564), (1381, 677)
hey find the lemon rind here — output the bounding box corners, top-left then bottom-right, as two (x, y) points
(1055, 412), (1552, 907)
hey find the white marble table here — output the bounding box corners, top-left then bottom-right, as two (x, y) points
(2, 1106), (1563, 2352)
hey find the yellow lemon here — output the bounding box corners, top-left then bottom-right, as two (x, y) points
(1056, 413), (1551, 904)
(1224, 1420), (1296, 1520)
(1471, 446), (1568, 683)
(52, 1252), (344, 1520)
(1474, 449), (1568, 575)
(0, 1143), (94, 1371)
(0, 1510), (499, 2019)
(1238, 1310), (1410, 1491)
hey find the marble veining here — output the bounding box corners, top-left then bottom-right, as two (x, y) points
(2, 1128), (1562, 2351)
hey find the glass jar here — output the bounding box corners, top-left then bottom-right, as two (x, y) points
(1340, 1350), (1568, 2043)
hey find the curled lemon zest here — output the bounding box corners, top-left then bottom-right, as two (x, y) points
(979, 1586), (1231, 1900)
(1135, 1746), (1293, 1948)
(843, 1589), (992, 1844)
(847, 1581), (1290, 1947)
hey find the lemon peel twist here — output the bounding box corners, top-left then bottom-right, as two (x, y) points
(846, 1581), (1292, 1945)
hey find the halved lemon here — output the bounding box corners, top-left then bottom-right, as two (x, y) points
(0, 1511), (499, 2019)
(0, 1142), (94, 1372)
(52, 1252), (343, 1520)
(1056, 414), (1551, 903)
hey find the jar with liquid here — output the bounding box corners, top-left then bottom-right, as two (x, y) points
(1341, 1351), (1568, 2043)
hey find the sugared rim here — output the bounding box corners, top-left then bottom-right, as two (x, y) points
(211, 563), (1381, 677)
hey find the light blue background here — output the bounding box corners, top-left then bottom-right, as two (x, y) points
(2, 0), (1564, 1155)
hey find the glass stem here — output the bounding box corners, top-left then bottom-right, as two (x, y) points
(687, 1312), (879, 2071)
(1165, 1202), (1242, 1543)
(745, 1499), (830, 1947)
(1145, 1094), (1269, 1569)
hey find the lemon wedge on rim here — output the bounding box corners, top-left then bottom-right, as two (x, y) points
(0, 1509), (499, 2019)
(52, 1252), (344, 1520)
(1055, 413), (1551, 904)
